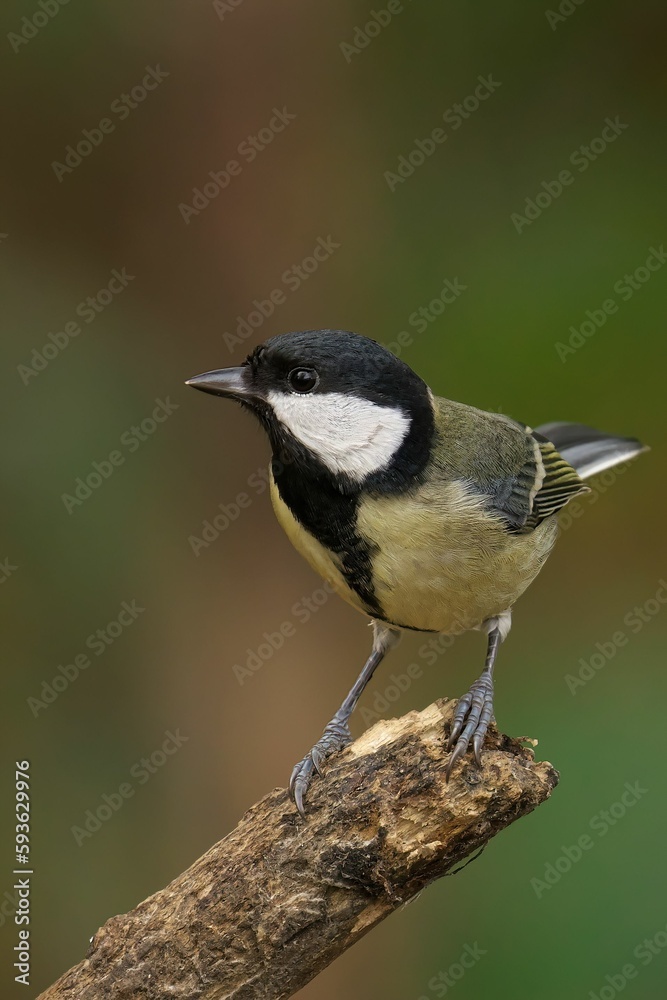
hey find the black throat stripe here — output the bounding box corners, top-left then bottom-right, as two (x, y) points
(271, 458), (384, 619)
(266, 392), (434, 623)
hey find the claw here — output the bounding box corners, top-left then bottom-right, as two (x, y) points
(289, 757), (306, 797)
(445, 737), (468, 781)
(473, 732), (484, 767)
(289, 757), (315, 817)
(447, 693), (473, 749)
(288, 720), (352, 815)
(445, 671), (494, 781)
(310, 748), (325, 774)
(293, 786), (306, 817)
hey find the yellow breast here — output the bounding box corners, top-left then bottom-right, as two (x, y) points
(356, 480), (558, 633)
(270, 469), (558, 635)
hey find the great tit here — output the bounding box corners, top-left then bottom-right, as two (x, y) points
(187, 329), (646, 814)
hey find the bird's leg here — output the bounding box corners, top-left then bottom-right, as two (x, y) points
(446, 612), (512, 780)
(289, 621), (401, 815)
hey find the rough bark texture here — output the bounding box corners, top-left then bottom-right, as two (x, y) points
(39, 698), (559, 1000)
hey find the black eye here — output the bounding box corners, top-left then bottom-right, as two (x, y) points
(287, 367), (319, 393)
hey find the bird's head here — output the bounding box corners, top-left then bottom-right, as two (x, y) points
(186, 329), (434, 488)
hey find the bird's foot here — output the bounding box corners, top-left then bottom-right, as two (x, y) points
(289, 718), (352, 816)
(446, 670), (495, 780)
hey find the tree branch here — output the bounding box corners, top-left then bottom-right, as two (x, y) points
(39, 698), (558, 1000)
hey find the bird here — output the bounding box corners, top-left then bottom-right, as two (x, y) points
(186, 329), (646, 814)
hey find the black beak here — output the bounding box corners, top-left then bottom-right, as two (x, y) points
(185, 366), (260, 403)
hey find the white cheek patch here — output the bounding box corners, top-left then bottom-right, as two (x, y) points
(267, 390), (411, 481)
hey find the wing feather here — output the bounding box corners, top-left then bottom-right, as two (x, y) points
(431, 400), (588, 534)
(520, 432), (589, 532)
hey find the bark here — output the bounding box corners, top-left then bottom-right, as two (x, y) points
(39, 698), (558, 1000)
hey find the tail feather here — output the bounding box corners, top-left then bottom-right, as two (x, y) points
(535, 421), (647, 480)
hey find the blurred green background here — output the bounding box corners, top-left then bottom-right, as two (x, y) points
(2, 1), (666, 997)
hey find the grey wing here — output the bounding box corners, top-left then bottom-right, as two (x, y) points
(487, 423), (590, 533)
(435, 400), (588, 533)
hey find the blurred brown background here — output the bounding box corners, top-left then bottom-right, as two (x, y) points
(1, 1), (666, 997)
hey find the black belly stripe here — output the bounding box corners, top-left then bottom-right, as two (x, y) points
(272, 458), (384, 619)
(383, 618), (438, 633)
